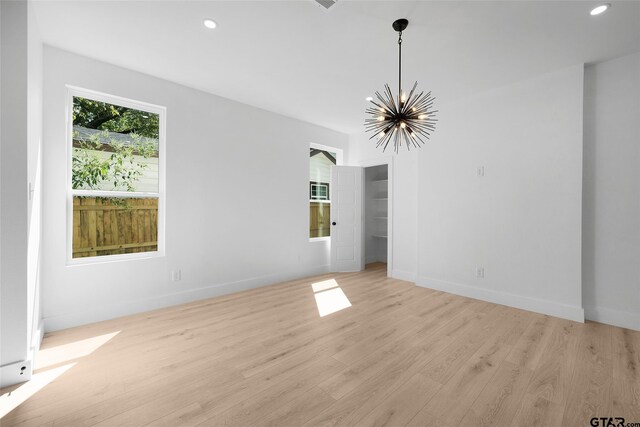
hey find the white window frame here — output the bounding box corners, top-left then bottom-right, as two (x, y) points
(66, 86), (166, 265)
(310, 182), (329, 201)
(309, 142), (343, 242)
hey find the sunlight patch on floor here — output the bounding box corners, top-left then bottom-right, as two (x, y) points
(0, 331), (121, 419)
(311, 278), (339, 293)
(311, 279), (352, 317)
(0, 363), (76, 418)
(36, 331), (120, 370)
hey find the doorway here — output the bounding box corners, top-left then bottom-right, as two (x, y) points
(364, 165), (388, 273)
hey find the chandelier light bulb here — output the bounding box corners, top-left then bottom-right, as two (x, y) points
(377, 116), (385, 121)
(400, 122), (406, 129)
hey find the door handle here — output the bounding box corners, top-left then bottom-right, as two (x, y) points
(332, 222), (337, 226)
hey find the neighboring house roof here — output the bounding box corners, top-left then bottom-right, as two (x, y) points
(310, 149), (336, 164)
(72, 125), (159, 150)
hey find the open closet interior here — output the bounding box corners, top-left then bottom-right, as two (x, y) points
(364, 164), (388, 267)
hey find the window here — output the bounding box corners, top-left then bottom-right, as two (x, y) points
(68, 87), (165, 262)
(310, 182), (329, 201)
(309, 144), (341, 239)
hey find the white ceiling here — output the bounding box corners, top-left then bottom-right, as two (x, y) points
(33, 0), (640, 134)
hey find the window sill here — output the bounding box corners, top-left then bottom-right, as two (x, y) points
(67, 250), (165, 266)
(309, 236), (330, 243)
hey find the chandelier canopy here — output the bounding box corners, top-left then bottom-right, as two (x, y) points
(365, 19), (438, 153)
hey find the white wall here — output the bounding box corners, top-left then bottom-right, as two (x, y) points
(417, 64), (585, 322)
(583, 53), (640, 330)
(351, 64), (586, 322)
(1, 0), (29, 372)
(1, 0), (43, 386)
(42, 47), (348, 332)
(27, 0), (44, 362)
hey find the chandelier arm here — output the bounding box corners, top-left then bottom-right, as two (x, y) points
(416, 93), (435, 107)
(410, 98), (435, 115)
(411, 118), (436, 127)
(410, 117), (436, 127)
(403, 90), (425, 114)
(410, 123), (435, 134)
(378, 123), (394, 150)
(378, 87), (397, 114)
(400, 128), (410, 151)
(383, 84), (398, 114)
(393, 127), (400, 153)
(381, 130), (393, 151)
(366, 100), (386, 112)
(410, 130), (429, 146)
(405, 82), (419, 106)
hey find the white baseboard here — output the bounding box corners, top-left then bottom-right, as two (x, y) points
(0, 360), (32, 388)
(585, 306), (639, 331)
(417, 276), (585, 323)
(44, 265), (330, 332)
(390, 269), (417, 283)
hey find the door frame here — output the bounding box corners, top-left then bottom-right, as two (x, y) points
(355, 157), (393, 276)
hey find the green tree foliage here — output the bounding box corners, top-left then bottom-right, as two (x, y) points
(73, 96), (159, 139)
(72, 130), (157, 192)
(72, 97), (159, 208)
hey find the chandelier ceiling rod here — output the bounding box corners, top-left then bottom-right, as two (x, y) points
(396, 22), (404, 102)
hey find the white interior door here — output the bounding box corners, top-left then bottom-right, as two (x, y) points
(330, 166), (363, 272)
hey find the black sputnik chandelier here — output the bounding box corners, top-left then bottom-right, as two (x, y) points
(365, 19), (438, 153)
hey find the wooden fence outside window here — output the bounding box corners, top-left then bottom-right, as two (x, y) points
(310, 202), (330, 238)
(72, 197), (158, 258)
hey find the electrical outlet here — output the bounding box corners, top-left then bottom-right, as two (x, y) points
(172, 270), (182, 281)
(476, 267), (484, 279)
(476, 166), (485, 177)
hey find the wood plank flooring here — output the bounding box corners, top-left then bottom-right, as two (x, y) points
(2, 263), (638, 426)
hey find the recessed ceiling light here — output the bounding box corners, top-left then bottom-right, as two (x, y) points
(366, 96), (373, 102)
(203, 19), (217, 29)
(590, 4), (610, 15)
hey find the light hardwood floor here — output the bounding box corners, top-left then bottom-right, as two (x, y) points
(2, 263), (638, 426)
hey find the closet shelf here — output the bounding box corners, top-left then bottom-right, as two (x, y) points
(372, 235), (388, 239)
(373, 179), (388, 183)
